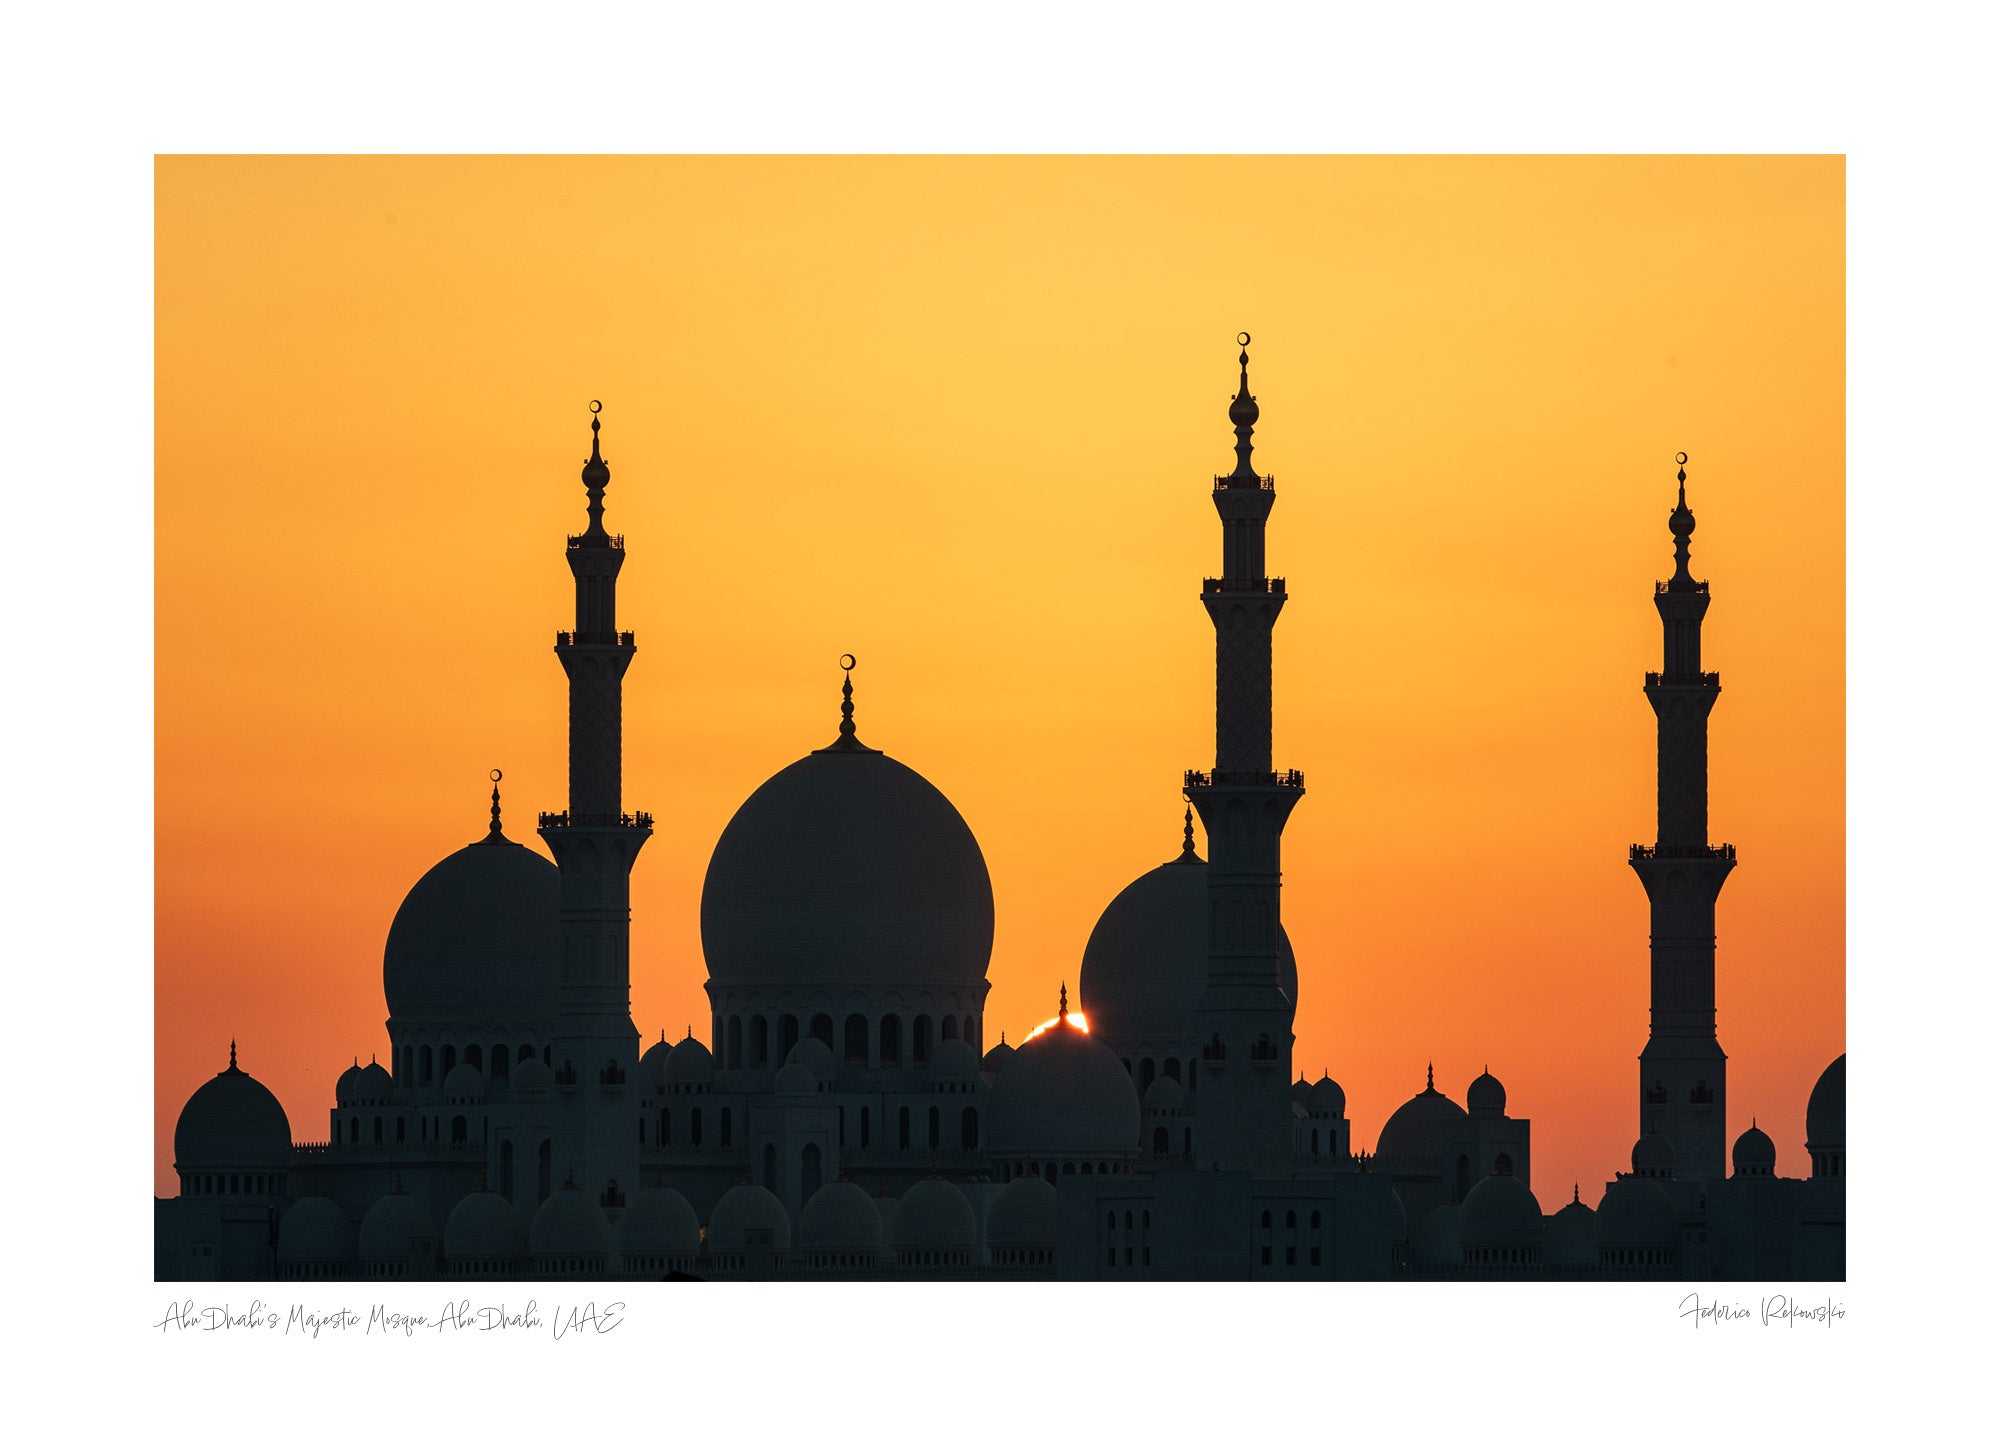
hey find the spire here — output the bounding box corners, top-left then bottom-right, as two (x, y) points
(1176, 803), (1199, 862)
(817, 653), (880, 753)
(580, 400), (610, 541)
(1425, 1062), (1434, 1092)
(481, 768), (508, 843)
(1573, 1182), (1581, 1204)
(1059, 983), (1069, 1020)
(1224, 331), (1261, 486)
(229, 1039), (238, 1071)
(1667, 451), (1697, 588)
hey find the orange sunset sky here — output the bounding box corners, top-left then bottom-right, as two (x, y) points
(155, 155), (1843, 1212)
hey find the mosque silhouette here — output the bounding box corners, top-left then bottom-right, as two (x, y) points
(157, 341), (1844, 1281)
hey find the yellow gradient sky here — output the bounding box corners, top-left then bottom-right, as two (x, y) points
(155, 156), (1843, 1210)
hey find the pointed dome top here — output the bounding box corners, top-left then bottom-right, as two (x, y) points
(817, 653), (881, 754)
(576, 400), (612, 542)
(1221, 332), (1264, 487)
(1665, 451), (1701, 588)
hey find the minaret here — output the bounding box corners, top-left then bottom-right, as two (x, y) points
(1628, 454), (1732, 1182)
(537, 401), (650, 1201)
(1184, 334), (1304, 1174)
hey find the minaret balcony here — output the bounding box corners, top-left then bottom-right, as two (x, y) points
(1185, 768), (1306, 790)
(1201, 577), (1286, 595)
(567, 532), (625, 550)
(1643, 671), (1719, 688)
(555, 630), (636, 648)
(1629, 842), (1736, 862)
(538, 809), (656, 831)
(1213, 474), (1276, 492)
(1655, 579), (1709, 595)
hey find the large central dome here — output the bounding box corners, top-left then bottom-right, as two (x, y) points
(701, 745), (994, 991)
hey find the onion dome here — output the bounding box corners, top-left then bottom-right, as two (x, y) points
(1292, 1075), (1312, 1107)
(1466, 1067), (1506, 1117)
(982, 1035), (1015, 1075)
(382, 824), (561, 1027)
(1805, 1053), (1846, 1178)
(1415, 1203), (1463, 1266)
(174, 1043), (293, 1177)
(1310, 1073), (1346, 1119)
(872, 1188), (902, 1263)
(773, 1061), (818, 1096)
(1543, 1187), (1597, 1269)
(986, 1171), (1059, 1257)
(707, 1181), (792, 1259)
(785, 1037), (837, 1084)
(1732, 1121), (1777, 1178)
(1144, 1075), (1186, 1112)
(1372, 1067), (1467, 1175)
(511, 1056), (552, 1101)
(639, 1033), (673, 1090)
(1079, 851), (1297, 1046)
(801, 1178), (884, 1260)
(986, 995), (1141, 1159)
(1459, 1172), (1544, 1253)
(277, 1194), (354, 1277)
(443, 1189), (527, 1266)
(617, 1184), (702, 1268)
(1631, 1129), (1676, 1180)
(1593, 1175), (1679, 1258)
(931, 1036), (979, 1084)
(667, 1033), (714, 1085)
(335, 1061), (365, 1105)
(359, 1184), (437, 1276)
(443, 1062), (485, 1102)
(700, 677), (995, 991)
(892, 1175), (976, 1265)
(530, 1180), (615, 1264)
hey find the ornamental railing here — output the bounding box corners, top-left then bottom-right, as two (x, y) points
(1643, 672), (1719, 688)
(1184, 769), (1306, 790)
(1629, 843), (1736, 862)
(555, 631), (636, 647)
(567, 533), (625, 550)
(1213, 474), (1276, 492)
(538, 810), (655, 830)
(1201, 577), (1286, 595)
(1655, 579), (1709, 595)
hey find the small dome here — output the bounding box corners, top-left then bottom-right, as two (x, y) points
(982, 1037), (1015, 1075)
(930, 1037), (979, 1083)
(639, 1036), (673, 1090)
(1415, 1203), (1462, 1266)
(986, 1016), (1140, 1158)
(530, 1183), (614, 1258)
(511, 1056), (553, 1099)
(444, 1190), (526, 1261)
(785, 1037), (837, 1084)
(893, 1175), (976, 1257)
(700, 747), (995, 991)
(1373, 1073), (1467, 1174)
(707, 1182), (791, 1258)
(353, 1060), (394, 1103)
(174, 1048), (293, 1174)
(801, 1179), (884, 1256)
(1543, 1191), (1596, 1268)
(1291, 1076), (1312, 1106)
(1594, 1175), (1678, 1254)
(1805, 1053), (1845, 1155)
(1631, 1129), (1676, 1180)
(1078, 855), (1297, 1046)
(773, 1061), (818, 1096)
(1732, 1122), (1777, 1177)
(1459, 1172), (1544, 1251)
(335, 1061), (365, 1105)
(277, 1195), (353, 1271)
(986, 1171), (1059, 1253)
(359, 1188), (436, 1262)
(1466, 1069), (1506, 1116)
(1144, 1075), (1186, 1110)
(617, 1185), (701, 1258)
(1310, 1074), (1346, 1118)
(667, 1035), (715, 1084)
(383, 835), (561, 1026)
(443, 1062), (485, 1100)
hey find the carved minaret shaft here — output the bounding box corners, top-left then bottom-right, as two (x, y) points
(538, 403), (649, 1201)
(1628, 455), (1732, 1183)
(1185, 336), (1303, 1175)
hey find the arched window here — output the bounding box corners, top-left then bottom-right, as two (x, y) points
(396, 1116), (406, 1143)
(1163, 1056), (1181, 1081)
(1260, 1210), (1272, 1228)
(1187, 1060), (1197, 1093)
(537, 1140), (551, 1203)
(802, 1143), (823, 1203)
(419, 1046), (434, 1084)
(1153, 1125), (1169, 1154)
(1107, 1211), (1117, 1231)
(500, 1140), (514, 1200)
(441, 1043), (456, 1075)
(1310, 1128), (1320, 1155)
(844, 1014), (868, 1063)
(372, 1116), (383, 1145)
(1184, 1127), (1192, 1154)
(839, 1106), (846, 1147)
(727, 1016), (743, 1069)
(941, 1015), (958, 1041)
(491, 1044), (509, 1080)
(519, 1043), (535, 1064)
(898, 1107), (911, 1151)
(542, 1044), (551, 1065)
(691, 1107), (703, 1148)
(465, 1043), (482, 1073)
(1140, 1057), (1156, 1093)
(961, 1106), (979, 1150)
(762, 1144), (777, 1190)
(880, 1014), (901, 1063)
(1310, 1210), (1322, 1230)
(451, 1115), (467, 1144)
(1062, 1161), (1076, 1175)
(1455, 1153), (1471, 1200)
(913, 1015), (931, 1062)
(752, 1015), (769, 1066)
(1285, 1210), (1297, 1229)
(661, 1109), (672, 1146)
(781, 1014), (799, 1056)
(721, 1106), (733, 1148)
(927, 1106), (940, 1150)
(400, 1045), (414, 1086)
(1495, 1152), (1514, 1176)
(349, 1116), (360, 1144)
(810, 1013), (834, 1049)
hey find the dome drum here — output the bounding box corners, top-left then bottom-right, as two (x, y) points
(703, 988), (989, 1076)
